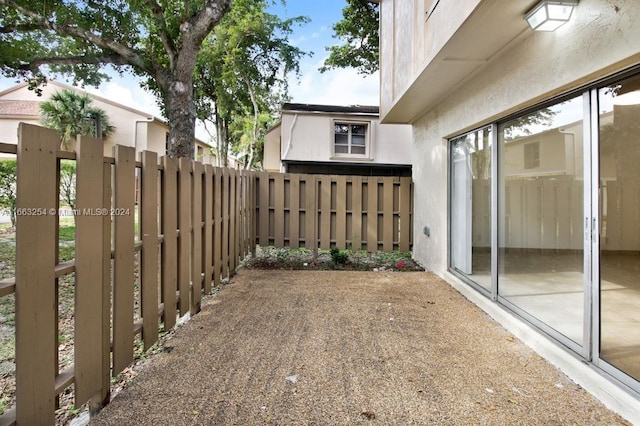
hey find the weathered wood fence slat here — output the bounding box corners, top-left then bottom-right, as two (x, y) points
(0, 124), (412, 425)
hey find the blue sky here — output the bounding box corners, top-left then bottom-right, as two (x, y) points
(0, 0), (379, 138)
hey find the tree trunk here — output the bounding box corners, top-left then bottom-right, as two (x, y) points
(165, 78), (197, 158)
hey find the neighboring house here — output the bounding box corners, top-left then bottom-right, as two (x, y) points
(263, 103), (412, 176)
(0, 80), (215, 164)
(379, 0), (640, 421)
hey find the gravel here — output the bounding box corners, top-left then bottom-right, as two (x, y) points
(90, 270), (629, 425)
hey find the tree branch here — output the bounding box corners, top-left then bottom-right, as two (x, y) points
(0, 23), (45, 33)
(0, 0), (149, 72)
(142, 0), (177, 68)
(17, 54), (131, 70)
(189, 0), (232, 47)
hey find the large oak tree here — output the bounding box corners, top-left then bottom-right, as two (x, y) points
(0, 0), (232, 158)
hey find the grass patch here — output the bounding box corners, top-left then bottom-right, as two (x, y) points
(58, 225), (75, 241)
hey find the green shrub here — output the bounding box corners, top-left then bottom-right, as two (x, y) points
(330, 247), (349, 265)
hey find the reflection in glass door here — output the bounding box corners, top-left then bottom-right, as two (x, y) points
(498, 95), (586, 347)
(598, 75), (640, 382)
(450, 128), (492, 291)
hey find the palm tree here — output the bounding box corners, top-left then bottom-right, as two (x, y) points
(39, 89), (115, 149)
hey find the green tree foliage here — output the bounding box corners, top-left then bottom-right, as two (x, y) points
(320, 0), (379, 75)
(59, 161), (77, 210)
(0, 160), (17, 226)
(0, 0), (232, 158)
(194, 0), (309, 169)
(40, 89), (115, 149)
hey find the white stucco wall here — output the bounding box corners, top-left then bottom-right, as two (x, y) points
(281, 112), (411, 165)
(407, 0), (640, 275)
(263, 123), (282, 172)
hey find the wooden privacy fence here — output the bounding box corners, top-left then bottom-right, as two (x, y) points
(0, 123), (413, 425)
(256, 173), (413, 252)
(0, 124), (256, 425)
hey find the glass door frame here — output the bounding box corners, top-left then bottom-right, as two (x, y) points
(448, 68), (640, 394)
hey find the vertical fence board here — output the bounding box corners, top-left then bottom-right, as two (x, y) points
(213, 168), (222, 285)
(229, 170), (237, 273)
(259, 173), (269, 246)
(203, 165), (214, 294)
(239, 171), (247, 258)
(383, 178), (394, 252)
(161, 157), (178, 330)
(15, 124), (58, 424)
(178, 158), (191, 316)
(222, 168), (230, 278)
(235, 171), (242, 263)
(336, 176), (347, 249)
(141, 151), (159, 350)
(289, 175), (300, 248)
(112, 145), (136, 375)
(352, 176), (363, 250)
(74, 136), (105, 405)
(367, 178), (378, 251)
(320, 176), (331, 248)
(274, 174), (285, 247)
(250, 172), (255, 254)
(304, 176), (316, 249)
(399, 177), (411, 252)
(191, 162), (203, 314)
(95, 161), (112, 411)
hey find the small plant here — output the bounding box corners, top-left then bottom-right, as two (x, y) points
(330, 248), (349, 265)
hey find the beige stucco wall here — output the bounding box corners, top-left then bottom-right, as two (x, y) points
(280, 112), (411, 165)
(401, 0), (640, 274)
(0, 117), (38, 144)
(263, 123), (282, 172)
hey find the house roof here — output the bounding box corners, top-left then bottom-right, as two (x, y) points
(0, 80), (213, 148)
(0, 100), (41, 117)
(282, 103), (379, 115)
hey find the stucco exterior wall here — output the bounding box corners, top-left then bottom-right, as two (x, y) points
(280, 112), (411, 165)
(407, 0), (640, 275)
(0, 117), (38, 144)
(263, 123), (282, 172)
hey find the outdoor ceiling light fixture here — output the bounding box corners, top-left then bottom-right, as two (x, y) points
(525, 0), (578, 31)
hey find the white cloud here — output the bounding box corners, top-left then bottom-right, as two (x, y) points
(86, 81), (163, 118)
(289, 66), (380, 106)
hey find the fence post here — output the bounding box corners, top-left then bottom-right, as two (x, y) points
(15, 124), (58, 424)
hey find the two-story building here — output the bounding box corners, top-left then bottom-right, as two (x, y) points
(264, 103), (412, 176)
(0, 80), (215, 163)
(379, 0), (640, 422)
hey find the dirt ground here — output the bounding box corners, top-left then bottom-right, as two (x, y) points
(90, 270), (628, 425)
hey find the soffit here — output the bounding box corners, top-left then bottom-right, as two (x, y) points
(382, 0), (536, 123)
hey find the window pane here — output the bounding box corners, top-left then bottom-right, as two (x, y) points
(335, 134), (348, 146)
(599, 74), (640, 381)
(335, 124), (349, 134)
(351, 124), (366, 135)
(450, 127), (492, 291)
(335, 145), (348, 154)
(352, 135), (366, 146)
(351, 146), (366, 155)
(499, 95), (584, 346)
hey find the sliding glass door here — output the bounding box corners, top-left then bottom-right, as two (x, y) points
(498, 95), (586, 348)
(449, 70), (640, 389)
(450, 128), (492, 291)
(598, 74), (640, 382)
